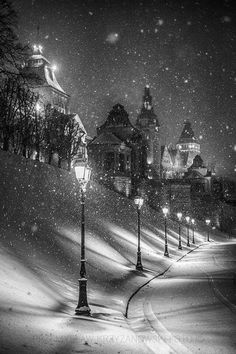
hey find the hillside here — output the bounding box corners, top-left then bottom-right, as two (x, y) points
(0, 150), (227, 353)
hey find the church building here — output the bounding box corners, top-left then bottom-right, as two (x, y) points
(88, 86), (161, 196)
(22, 44), (70, 113)
(161, 120), (201, 179)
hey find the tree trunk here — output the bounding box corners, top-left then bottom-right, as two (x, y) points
(3, 136), (9, 151)
(67, 157), (71, 171)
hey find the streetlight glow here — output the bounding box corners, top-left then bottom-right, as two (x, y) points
(134, 196), (144, 210)
(75, 163), (91, 185)
(205, 219), (211, 226)
(35, 102), (40, 112)
(186, 216), (190, 223)
(177, 212), (182, 221)
(162, 206), (169, 217)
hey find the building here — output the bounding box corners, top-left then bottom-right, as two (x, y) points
(22, 44), (70, 113)
(136, 85), (161, 179)
(88, 103), (145, 196)
(161, 120), (201, 179)
(88, 86), (162, 196)
(21, 44), (88, 166)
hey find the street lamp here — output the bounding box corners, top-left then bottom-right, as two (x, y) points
(74, 161), (91, 315)
(191, 219), (195, 244)
(162, 206), (169, 257)
(177, 212), (183, 250)
(134, 196), (144, 271)
(185, 216), (190, 247)
(205, 219), (211, 242)
(35, 102), (40, 161)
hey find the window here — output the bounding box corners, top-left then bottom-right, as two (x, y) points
(119, 154), (125, 172)
(104, 152), (115, 171)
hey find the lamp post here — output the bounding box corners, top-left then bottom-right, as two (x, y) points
(185, 216), (190, 247)
(162, 206), (169, 257)
(191, 218), (195, 244)
(177, 212), (182, 250)
(134, 196), (144, 271)
(205, 219), (211, 242)
(34, 102), (40, 161)
(74, 162), (91, 315)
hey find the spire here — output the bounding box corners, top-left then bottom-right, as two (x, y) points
(178, 120), (197, 144)
(143, 85), (152, 110)
(136, 86), (159, 129)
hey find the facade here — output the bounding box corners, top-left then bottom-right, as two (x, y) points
(88, 103), (145, 196)
(88, 86), (161, 196)
(161, 120), (201, 179)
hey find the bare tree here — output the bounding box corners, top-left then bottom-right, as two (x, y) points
(0, 0), (27, 78)
(0, 76), (19, 151)
(64, 116), (85, 171)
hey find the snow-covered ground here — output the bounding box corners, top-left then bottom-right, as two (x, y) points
(128, 242), (236, 354)
(0, 151), (232, 353)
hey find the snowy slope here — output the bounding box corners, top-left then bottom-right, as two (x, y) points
(0, 150), (228, 354)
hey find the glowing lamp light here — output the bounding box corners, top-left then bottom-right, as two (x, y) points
(33, 44), (43, 53)
(205, 219), (211, 226)
(134, 196), (144, 210)
(35, 102), (40, 112)
(52, 64), (57, 71)
(177, 212), (182, 221)
(75, 162), (91, 183)
(186, 216), (190, 223)
(191, 218), (195, 225)
(162, 206), (169, 217)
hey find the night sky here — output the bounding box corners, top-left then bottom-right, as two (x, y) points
(13, 0), (236, 177)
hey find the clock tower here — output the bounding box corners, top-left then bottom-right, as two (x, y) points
(136, 85), (161, 178)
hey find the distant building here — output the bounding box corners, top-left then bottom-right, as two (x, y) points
(88, 86), (162, 196)
(21, 44), (88, 165)
(161, 120), (201, 179)
(88, 103), (144, 196)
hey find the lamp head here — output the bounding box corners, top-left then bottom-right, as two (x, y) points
(35, 102), (40, 112)
(134, 196), (144, 209)
(205, 219), (210, 226)
(191, 218), (195, 225)
(74, 161), (91, 186)
(186, 216), (190, 223)
(177, 212), (182, 221)
(162, 206), (169, 217)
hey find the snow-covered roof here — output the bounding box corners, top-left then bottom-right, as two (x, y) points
(44, 65), (66, 94)
(89, 131), (124, 145)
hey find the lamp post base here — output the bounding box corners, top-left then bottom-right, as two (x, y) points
(164, 246), (169, 257)
(136, 251), (143, 271)
(75, 278), (90, 316)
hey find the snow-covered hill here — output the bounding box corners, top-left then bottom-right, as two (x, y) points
(0, 151), (228, 353)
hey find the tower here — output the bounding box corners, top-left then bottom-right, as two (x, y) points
(22, 44), (70, 113)
(136, 85), (160, 178)
(176, 120), (200, 169)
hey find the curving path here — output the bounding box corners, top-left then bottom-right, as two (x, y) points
(127, 241), (236, 354)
